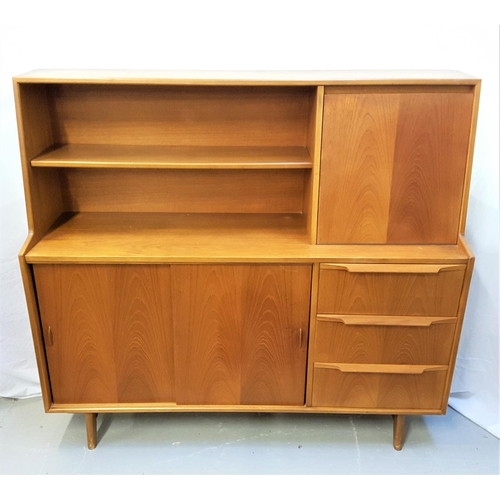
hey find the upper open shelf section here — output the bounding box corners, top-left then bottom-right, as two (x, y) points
(21, 83), (317, 170)
(31, 144), (312, 169)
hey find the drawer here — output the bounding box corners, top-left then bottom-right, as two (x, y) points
(317, 263), (466, 316)
(315, 315), (456, 365)
(312, 363), (448, 410)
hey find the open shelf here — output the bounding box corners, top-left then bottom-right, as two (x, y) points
(24, 212), (469, 264)
(31, 144), (313, 169)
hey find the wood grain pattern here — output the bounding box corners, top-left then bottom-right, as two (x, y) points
(33, 265), (175, 404)
(172, 266), (242, 405)
(34, 265), (117, 404)
(318, 265), (466, 316)
(32, 144), (313, 169)
(172, 265), (311, 405)
(318, 93), (399, 243)
(48, 84), (313, 148)
(61, 168), (305, 214)
(314, 321), (455, 365)
(240, 265), (311, 405)
(318, 90), (474, 244)
(112, 266), (175, 402)
(14, 73), (480, 449)
(24, 212), (469, 265)
(387, 92), (474, 243)
(312, 367), (448, 409)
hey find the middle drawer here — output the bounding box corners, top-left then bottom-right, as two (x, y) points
(315, 315), (456, 366)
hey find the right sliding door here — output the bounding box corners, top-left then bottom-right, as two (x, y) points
(317, 87), (474, 245)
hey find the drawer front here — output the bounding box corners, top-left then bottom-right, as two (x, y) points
(315, 317), (456, 366)
(317, 264), (466, 316)
(312, 364), (447, 410)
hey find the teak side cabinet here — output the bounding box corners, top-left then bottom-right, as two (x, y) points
(14, 70), (480, 450)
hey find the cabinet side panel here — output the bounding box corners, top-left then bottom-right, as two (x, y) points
(387, 92), (474, 243)
(172, 266), (242, 405)
(33, 265), (118, 404)
(113, 265), (175, 403)
(317, 93), (399, 244)
(240, 265), (311, 405)
(15, 84), (65, 243)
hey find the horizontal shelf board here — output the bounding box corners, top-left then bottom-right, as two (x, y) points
(31, 144), (313, 169)
(25, 212), (470, 264)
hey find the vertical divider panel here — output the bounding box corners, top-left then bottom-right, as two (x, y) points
(305, 86), (324, 244)
(305, 262), (321, 406)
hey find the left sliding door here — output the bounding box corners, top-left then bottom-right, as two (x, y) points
(33, 265), (175, 405)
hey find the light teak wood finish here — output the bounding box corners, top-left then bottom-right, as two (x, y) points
(317, 264), (466, 316)
(14, 70), (480, 451)
(31, 144), (313, 169)
(172, 265), (311, 405)
(318, 88), (474, 244)
(393, 415), (405, 451)
(86, 413), (98, 450)
(34, 265), (176, 404)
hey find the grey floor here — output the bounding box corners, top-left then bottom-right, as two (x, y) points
(0, 396), (498, 475)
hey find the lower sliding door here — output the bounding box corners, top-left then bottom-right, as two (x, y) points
(33, 264), (175, 404)
(172, 265), (312, 406)
(34, 263), (312, 407)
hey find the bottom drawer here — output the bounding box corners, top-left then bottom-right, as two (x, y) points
(312, 364), (448, 410)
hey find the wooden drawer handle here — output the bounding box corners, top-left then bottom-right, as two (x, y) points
(314, 362), (448, 375)
(320, 263), (465, 274)
(316, 314), (457, 327)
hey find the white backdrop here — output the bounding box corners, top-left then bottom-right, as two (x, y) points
(0, 2), (498, 438)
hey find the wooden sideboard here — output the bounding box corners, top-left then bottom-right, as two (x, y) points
(14, 70), (480, 450)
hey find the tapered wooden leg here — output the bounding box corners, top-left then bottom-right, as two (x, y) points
(392, 415), (405, 451)
(86, 413), (98, 450)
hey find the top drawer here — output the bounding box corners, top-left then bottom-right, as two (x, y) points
(317, 264), (466, 316)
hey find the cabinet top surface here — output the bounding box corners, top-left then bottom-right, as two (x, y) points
(13, 69), (480, 85)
